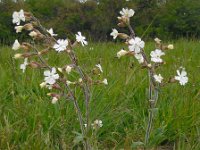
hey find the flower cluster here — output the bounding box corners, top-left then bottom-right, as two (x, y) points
(111, 8), (189, 145)
(111, 8), (188, 86)
(11, 9), (107, 149)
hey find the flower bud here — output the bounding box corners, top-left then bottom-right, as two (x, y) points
(102, 79), (108, 85)
(117, 49), (128, 58)
(154, 38), (161, 44)
(40, 82), (47, 88)
(28, 62), (41, 68)
(14, 53), (23, 59)
(118, 33), (129, 39)
(21, 42), (32, 51)
(65, 66), (73, 74)
(24, 12), (32, 21)
(24, 23), (34, 31)
(52, 97), (59, 104)
(117, 22), (126, 28)
(29, 31), (38, 37)
(167, 44), (174, 50)
(57, 68), (63, 73)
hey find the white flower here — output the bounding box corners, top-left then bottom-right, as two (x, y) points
(120, 8), (135, 18)
(175, 68), (188, 86)
(52, 97), (58, 104)
(75, 32), (88, 46)
(110, 29), (119, 39)
(15, 26), (23, 33)
(40, 82), (47, 88)
(95, 64), (103, 73)
(47, 28), (57, 37)
(12, 9), (25, 25)
(53, 39), (68, 52)
(12, 39), (21, 50)
(65, 66), (73, 74)
(102, 79), (108, 85)
(154, 74), (163, 83)
(91, 119), (103, 129)
(134, 53), (144, 64)
(128, 37), (145, 53)
(20, 58), (28, 73)
(150, 49), (165, 63)
(44, 67), (59, 85)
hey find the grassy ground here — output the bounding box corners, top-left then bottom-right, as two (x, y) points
(0, 40), (200, 149)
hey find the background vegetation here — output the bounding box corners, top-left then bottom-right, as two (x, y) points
(0, 40), (200, 149)
(0, 0), (200, 44)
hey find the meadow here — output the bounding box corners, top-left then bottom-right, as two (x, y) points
(0, 40), (200, 149)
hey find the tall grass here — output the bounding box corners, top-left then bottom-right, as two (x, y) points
(0, 40), (200, 149)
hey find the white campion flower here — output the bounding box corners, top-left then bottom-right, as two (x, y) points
(65, 66), (73, 74)
(12, 39), (21, 50)
(47, 28), (57, 37)
(175, 68), (188, 86)
(95, 64), (103, 73)
(120, 8), (135, 18)
(128, 37), (145, 53)
(102, 79), (108, 85)
(91, 119), (103, 129)
(44, 67), (59, 85)
(117, 49), (128, 58)
(12, 9), (25, 25)
(52, 97), (58, 104)
(20, 58), (28, 73)
(110, 29), (119, 39)
(134, 53), (144, 64)
(150, 49), (165, 63)
(53, 39), (68, 52)
(153, 74), (163, 83)
(75, 32), (88, 46)
(15, 26), (23, 33)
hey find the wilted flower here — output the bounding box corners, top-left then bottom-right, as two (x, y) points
(153, 74), (163, 83)
(12, 9), (25, 25)
(95, 64), (103, 73)
(120, 8), (135, 18)
(102, 79), (108, 85)
(47, 28), (57, 37)
(128, 37), (145, 53)
(53, 39), (68, 52)
(44, 67), (59, 85)
(66, 80), (75, 85)
(20, 58), (28, 73)
(91, 119), (103, 129)
(110, 29), (119, 39)
(175, 68), (188, 86)
(75, 32), (88, 46)
(65, 66), (73, 74)
(12, 39), (21, 50)
(15, 26), (24, 33)
(134, 53), (144, 64)
(150, 49), (165, 63)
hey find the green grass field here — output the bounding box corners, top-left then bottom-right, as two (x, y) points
(0, 40), (200, 149)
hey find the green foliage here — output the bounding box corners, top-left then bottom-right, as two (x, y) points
(0, 0), (199, 43)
